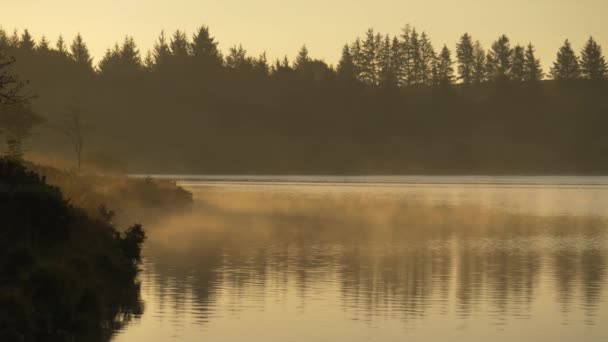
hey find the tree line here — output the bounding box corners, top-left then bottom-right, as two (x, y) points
(1, 25), (606, 87)
(1, 25), (607, 174)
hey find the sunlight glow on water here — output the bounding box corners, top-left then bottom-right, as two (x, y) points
(114, 178), (608, 342)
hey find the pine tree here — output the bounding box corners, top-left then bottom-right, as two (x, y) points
(294, 45), (310, 70)
(119, 36), (142, 70)
(170, 30), (190, 59)
(98, 45), (121, 75)
(70, 33), (93, 69)
(472, 41), (486, 84)
(56, 35), (68, 56)
(523, 43), (544, 82)
(399, 24), (413, 86)
(419, 32), (435, 86)
(0, 29), (8, 50)
(8, 30), (20, 48)
(580, 37), (607, 80)
(550, 39), (580, 80)
(361, 29), (380, 85)
(379, 35), (397, 87)
(37, 36), (51, 53)
(254, 52), (270, 76)
(350, 38), (363, 81)
(436, 45), (454, 86)
(152, 31), (171, 69)
(456, 33), (475, 84)
(20, 29), (36, 51)
(510, 45), (526, 82)
(191, 26), (223, 69)
(225, 44), (249, 70)
(487, 35), (513, 82)
(143, 51), (155, 71)
(390, 36), (403, 85)
(409, 29), (422, 85)
(337, 44), (357, 82)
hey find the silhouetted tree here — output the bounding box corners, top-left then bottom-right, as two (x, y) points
(19, 29), (36, 51)
(487, 35), (513, 83)
(169, 30), (190, 62)
(57, 106), (85, 171)
(435, 45), (454, 86)
(350, 38), (363, 81)
(523, 43), (544, 82)
(409, 29), (422, 85)
(580, 37), (607, 81)
(379, 35), (398, 87)
(337, 44), (357, 83)
(510, 45), (526, 82)
(472, 41), (487, 84)
(37, 36), (51, 53)
(191, 26), (223, 73)
(361, 29), (380, 85)
(70, 33), (93, 70)
(550, 39), (580, 81)
(399, 24), (413, 86)
(294, 45), (310, 70)
(56, 35), (68, 56)
(419, 32), (435, 86)
(225, 44), (252, 71)
(8, 30), (19, 48)
(152, 31), (171, 70)
(456, 33), (475, 85)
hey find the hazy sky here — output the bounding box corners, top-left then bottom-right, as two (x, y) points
(3, 0), (607, 69)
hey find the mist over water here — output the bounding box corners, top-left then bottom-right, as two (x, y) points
(114, 177), (608, 342)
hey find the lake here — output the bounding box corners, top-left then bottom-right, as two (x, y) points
(114, 176), (608, 342)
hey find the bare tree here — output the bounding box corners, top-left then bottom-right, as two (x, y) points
(57, 106), (85, 172)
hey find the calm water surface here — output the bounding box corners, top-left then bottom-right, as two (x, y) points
(114, 177), (608, 342)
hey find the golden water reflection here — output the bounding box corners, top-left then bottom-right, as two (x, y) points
(115, 182), (608, 342)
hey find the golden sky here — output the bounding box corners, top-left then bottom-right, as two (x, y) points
(3, 0), (607, 69)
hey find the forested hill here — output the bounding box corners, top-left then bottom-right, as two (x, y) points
(2, 27), (608, 174)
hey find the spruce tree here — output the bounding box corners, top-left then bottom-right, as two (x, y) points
(399, 24), (413, 86)
(20, 29), (36, 51)
(8, 30), (20, 48)
(70, 33), (93, 69)
(456, 33), (475, 84)
(225, 45), (250, 70)
(337, 44), (357, 82)
(523, 43), (544, 82)
(409, 29), (422, 85)
(350, 38), (363, 81)
(294, 45), (310, 70)
(379, 35), (397, 87)
(37, 36), (51, 53)
(254, 52), (270, 76)
(550, 39), (580, 80)
(419, 32), (435, 86)
(390, 36), (403, 86)
(119, 36), (142, 71)
(170, 30), (190, 59)
(0, 29), (8, 50)
(580, 37), (607, 80)
(361, 29), (380, 85)
(472, 41), (486, 84)
(56, 35), (68, 56)
(487, 34), (513, 82)
(191, 26), (223, 69)
(152, 31), (171, 69)
(510, 45), (526, 82)
(436, 45), (454, 86)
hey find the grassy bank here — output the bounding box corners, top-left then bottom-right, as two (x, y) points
(0, 158), (193, 341)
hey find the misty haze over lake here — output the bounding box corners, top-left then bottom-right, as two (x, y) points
(114, 176), (608, 342)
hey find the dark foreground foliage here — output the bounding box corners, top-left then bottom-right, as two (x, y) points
(0, 158), (146, 342)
